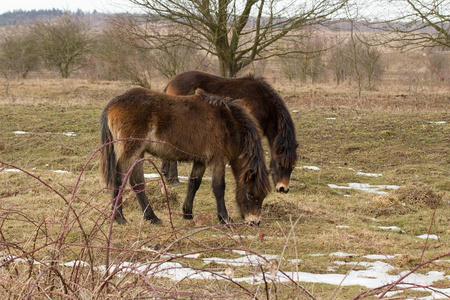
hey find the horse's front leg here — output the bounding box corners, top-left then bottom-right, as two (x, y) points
(211, 162), (231, 224)
(182, 160), (206, 219)
(130, 162), (161, 224)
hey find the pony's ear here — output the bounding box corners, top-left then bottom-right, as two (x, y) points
(245, 169), (256, 183)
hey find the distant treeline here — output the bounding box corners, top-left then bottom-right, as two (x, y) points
(0, 9), (98, 26)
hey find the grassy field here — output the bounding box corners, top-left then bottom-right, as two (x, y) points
(0, 77), (449, 299)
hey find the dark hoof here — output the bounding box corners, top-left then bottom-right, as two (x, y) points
(167, 179), (181, 185)
(183, 213), (194, 220)
(145, 214), (161, 224)
(150, 218), (162, 224)
(183, 207), (193, 219)
(114, 216), (127, 224)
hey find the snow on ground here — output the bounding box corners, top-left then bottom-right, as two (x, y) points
(2, 250), (448, 298)
(327, 183), (401, 194)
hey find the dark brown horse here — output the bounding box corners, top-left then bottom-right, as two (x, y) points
(163, 71), (298, 193)
(100, 87), (271, 225)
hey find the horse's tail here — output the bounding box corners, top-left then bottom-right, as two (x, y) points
(100, 107), (116, 188)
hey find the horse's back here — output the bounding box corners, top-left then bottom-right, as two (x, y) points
(105, 87), (234, 162)
(166, 71), (265, 100)
(166, 71), (276, 132)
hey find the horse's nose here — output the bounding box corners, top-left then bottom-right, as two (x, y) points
(247, 220), (260, 227)
(277, 186), (289, 193)
(245, 214), (261, 227)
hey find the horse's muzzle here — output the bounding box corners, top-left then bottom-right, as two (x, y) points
(244, 214), (261, 227)
(276, 185), (289, 193)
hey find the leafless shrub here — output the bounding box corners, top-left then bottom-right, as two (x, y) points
(96, 15), (208, 86)
(0, 30), (40, 79)
(426, 51), (450, 83)
(31, 14), (92, 78)
(0, 146), (316, 299)
(94, 21), (154, 87)
(327, 36), (384, 90)
(279, 35), (327, 84)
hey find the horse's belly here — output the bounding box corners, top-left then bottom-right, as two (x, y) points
(145, 128), (210, 162)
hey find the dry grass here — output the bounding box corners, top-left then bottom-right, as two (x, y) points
(0, 76), (449, 299)
(369, 182), (443, 216)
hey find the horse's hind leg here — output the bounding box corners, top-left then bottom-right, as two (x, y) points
(182, 160), (206, 219)
(112, 168), (127, 224)
(130, 162), (161, 224)
(161, 159), (180, 185)
(211, 163), (231, 224)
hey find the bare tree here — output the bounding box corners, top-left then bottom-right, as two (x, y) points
(327, 39), (354, 84)
(120, 0), (346, 77)
(426, 51), (449, 81)
(279, 33), (326, 83)
(95, 23), (154, 87)
(0, 31), (40, 79)
(365, 0), (450, 50)
(31, 14), (92, 78)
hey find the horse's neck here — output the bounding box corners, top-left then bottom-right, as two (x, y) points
(263, 117), (279, 148)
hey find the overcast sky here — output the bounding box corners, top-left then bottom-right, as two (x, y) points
(0, 0), (133, 14)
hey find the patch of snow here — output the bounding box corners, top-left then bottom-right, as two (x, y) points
(61, 260), (90, 267)
(63, 132), (77, 136)
(336, 225), (349, 229)
(144, 173), (212, 180)
(376, 226), (402, 231)
(13, 131), (27, 135)
(427, 121), (447, 124)
(235, 260), (449, 295)
(328, 183), (401, 194)
(417, 234), (439, 240)
(292, 110), (299, 113)
(363, 254), (400, 260)
(53, 170), (70, 174)
(144, 173), (163, 179)
(2, 168), (20, 173)
(203, 254), (278, 267)
(231, 250), (248, 255)
(326, 117), (336, 120)
(300, 166), (321, 171)
(330, 252), (357, 257)
(356, 171), (383, 177)
(3, 252), (449, 298)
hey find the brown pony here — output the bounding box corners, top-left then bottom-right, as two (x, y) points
(163, 71), (298, 193)
(100, 87), (271, 225)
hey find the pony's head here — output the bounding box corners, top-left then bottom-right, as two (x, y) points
(247, 76), (299, 193)
(270, 135), (299, 193)
(234, 167), (271, 226)
(227, 100), (271, 226)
